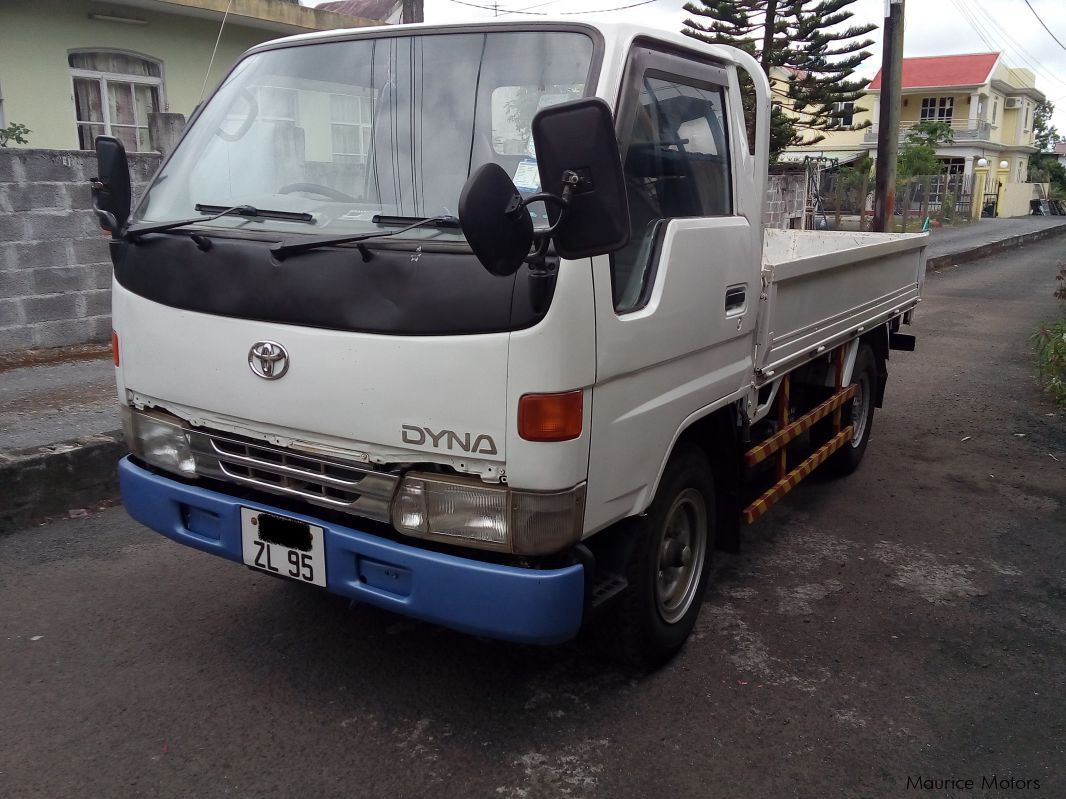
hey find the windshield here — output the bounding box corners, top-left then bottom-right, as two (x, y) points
(136, 30), (596, 240)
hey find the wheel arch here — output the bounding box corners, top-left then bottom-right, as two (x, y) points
(861, 325), (890, 408)
(651, 401), (743, 552)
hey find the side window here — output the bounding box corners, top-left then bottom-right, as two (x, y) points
(612, 72), (732, 313)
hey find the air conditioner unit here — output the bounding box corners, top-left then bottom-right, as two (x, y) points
(1005, 97), (1022, 109)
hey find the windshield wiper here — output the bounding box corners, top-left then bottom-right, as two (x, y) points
(125, 204), (314, 241)
(271, 214), (460, 260)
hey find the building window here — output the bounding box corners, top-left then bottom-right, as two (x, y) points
(831, 101), (855, 127)
(920, 96), (954, 123)
(939, 157), (966, 175)
(258, 86), (298, 123)
(70, 51), (162, 152)
(992, 97), (998, 124)
(1024, 105), (1030, 130)
(330, 93), (374, 162)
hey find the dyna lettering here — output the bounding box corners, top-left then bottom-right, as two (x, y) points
(401, 425), (499, 455)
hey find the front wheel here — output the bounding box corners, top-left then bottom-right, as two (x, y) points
(596, 443), (715, 668)
(825, 343), (878, 476)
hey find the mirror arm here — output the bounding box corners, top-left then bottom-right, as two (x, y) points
(90, 178), (119, 237)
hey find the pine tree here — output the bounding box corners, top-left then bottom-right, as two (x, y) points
(682, 0), (876, 160)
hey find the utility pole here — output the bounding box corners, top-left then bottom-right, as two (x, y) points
(872, 0), (904, 232)
(401, 0), (423, 24)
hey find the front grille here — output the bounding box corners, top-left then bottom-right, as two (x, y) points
(188, 429), (399, 522)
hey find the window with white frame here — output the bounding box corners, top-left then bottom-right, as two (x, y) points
(920, 96), (953, 123)
(330, 93), (374, 162)
(831, 101), (855, 127)
(258, 86), (298, 123)
(70, 51), (162, 152)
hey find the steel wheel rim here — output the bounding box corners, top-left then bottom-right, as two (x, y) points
(850, 370), (871, 448)
(655, 488), (708, 624)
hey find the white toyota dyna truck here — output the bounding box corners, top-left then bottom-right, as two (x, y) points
(91, 21), (926, 665)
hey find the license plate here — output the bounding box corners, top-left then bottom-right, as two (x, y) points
(240, 508), (326, 587)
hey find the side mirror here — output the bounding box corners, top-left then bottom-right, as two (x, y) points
(531, 97), (629, 260)
(91, 136), (132, 237)
(458, 162), (534, 277)
(458, 97), (630, 276)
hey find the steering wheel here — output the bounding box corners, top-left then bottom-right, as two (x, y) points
(279, 183), (358, 203)
(215, 88), (258, 142)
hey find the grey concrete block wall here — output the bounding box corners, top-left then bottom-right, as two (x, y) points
(0, 149), (159, 353)
(765, 173), (807, 231)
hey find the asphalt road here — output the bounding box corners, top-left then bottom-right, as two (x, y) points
(2, 240), (1064, 798)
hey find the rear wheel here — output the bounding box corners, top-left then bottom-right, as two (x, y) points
(825, 343), (878, 476)
(596, 443), (715, 668)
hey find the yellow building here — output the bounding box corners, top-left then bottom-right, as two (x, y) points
(0, 0), (379, 152)
(782, 52), (1046, 188)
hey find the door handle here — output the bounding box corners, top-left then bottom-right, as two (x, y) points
(725, 284), (747, 314)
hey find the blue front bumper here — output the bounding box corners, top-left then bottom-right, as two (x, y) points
(119, 457), (585, 644)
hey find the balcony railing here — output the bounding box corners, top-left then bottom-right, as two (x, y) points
(863, 119), (993, 143)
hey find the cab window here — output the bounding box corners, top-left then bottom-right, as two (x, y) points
(612, 70), (732, 313)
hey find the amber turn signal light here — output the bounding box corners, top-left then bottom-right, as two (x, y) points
(111, 330), (120, 367)
(518, 390), (583, 442)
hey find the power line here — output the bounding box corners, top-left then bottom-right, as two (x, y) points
(494, 1), (559, 17)
(970, 0), (1064, 86)
(950, 0), (1064, 93)
(1022, 0), (1066, 51)
(445, 0), (656, 15)
(199, 0), (234, 103)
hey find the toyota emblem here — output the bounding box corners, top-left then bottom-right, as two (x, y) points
(248, 341), (289, 380)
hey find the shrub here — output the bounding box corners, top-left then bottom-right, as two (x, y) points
(0, 122), (30, 147)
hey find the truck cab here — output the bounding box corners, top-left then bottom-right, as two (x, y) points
(95, 21), (925, 666)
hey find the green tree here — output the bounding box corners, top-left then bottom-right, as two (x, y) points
(682, 0), (876, 160)
(897, 121), (953, 178)
(1026, 101), (1065, 197)
(1032, 100), (1058, 153)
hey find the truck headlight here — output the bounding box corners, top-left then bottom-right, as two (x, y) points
(122, 406), (197, 477)
(391, 473), (585, 555)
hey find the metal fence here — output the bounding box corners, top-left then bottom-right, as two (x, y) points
(818, 171), (976, 230)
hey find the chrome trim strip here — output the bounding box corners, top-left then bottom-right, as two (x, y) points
(186, 428), (398, 523)
(204, 440), (369, 489)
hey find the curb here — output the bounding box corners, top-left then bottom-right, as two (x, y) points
(926, 223), (1066, 270)
(0, 431), (125, 535)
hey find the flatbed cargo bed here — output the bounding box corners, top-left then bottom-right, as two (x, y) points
(755, 229), (929, 379)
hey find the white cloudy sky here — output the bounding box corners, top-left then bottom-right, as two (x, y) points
(305, 0), (1066, 132)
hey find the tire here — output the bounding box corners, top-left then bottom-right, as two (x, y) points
(596, 443), (715, 668)
(825, 343), (878, 476)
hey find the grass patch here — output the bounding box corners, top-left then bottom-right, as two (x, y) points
(1033, 264), (1066, 405)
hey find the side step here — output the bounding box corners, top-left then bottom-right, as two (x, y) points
(589, 574), (629, 609)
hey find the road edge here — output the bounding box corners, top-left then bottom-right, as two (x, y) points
(926, 221), (1066, 271)
(0, 431), (125, 535)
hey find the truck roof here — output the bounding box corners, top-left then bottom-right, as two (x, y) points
(242, 19), (741, 72)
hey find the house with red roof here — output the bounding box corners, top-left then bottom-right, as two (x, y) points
(782, 52), (1047, 214)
